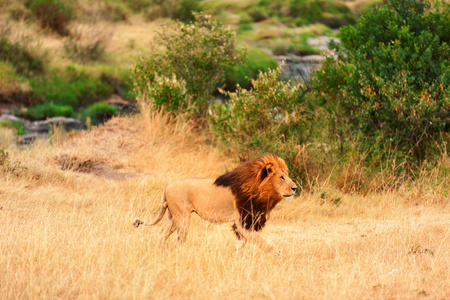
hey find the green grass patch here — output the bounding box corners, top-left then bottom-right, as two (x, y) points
(224, 47), (278, 90)
(29, 65), (113, 107)
(0, 120), (26, 135)
(16, 103), (75, 120)
(0, 36), (44, 76)
(80, 102), (118, 124)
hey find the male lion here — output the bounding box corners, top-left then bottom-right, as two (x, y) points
(134, 154), (297, 254)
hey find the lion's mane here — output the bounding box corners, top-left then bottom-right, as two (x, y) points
(214, 154), (289, 231)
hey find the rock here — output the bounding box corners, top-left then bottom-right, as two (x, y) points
(0, 113), (22, 123)
(26, 117), (87, 134)
(275, 54), (323, 82)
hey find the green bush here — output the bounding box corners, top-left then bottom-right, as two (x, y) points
(17, 103), (75, 120)
(313, 0), (450, 163)
(27, 0), (72, 35)
(81, 102), (118, 124)
(211, 62), (313, 183)
(29, 66), (113, 107)
(224, 47), (278, 91)
(134, 13), (245, 116)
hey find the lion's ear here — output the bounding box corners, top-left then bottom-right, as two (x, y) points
(260, 163), (274, 180)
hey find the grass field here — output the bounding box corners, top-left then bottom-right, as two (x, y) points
(1, 110), (449, 299)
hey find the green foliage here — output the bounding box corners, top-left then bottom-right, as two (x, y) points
(27, 0), (72, 35)
(0, 120), (26, 135)
(211, 62), (313, 182)
(17, 103), (75, 120)
(29, 66), (113, 107)
(81, 102), (118, 124)
(314, 0), (450, 163)
(224, 47), (278, 91)
(134, 13), (245, 116)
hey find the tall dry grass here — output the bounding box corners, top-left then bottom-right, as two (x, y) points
(0, 110), (449, 299)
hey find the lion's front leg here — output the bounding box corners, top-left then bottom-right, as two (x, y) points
(233, 212), (280, 255)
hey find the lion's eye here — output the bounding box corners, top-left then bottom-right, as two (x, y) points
(280, 176), (285, 181)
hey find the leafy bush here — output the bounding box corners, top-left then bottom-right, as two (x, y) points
(81, 102), (118, 124)
(134, 13), (245, 116)
(29, 66), (113, 107)
(224, 47), (278, 91)
(211, 62), (314, 183)
(313, 0), (450, 163)
(17, 103), (75, 120)
(27, 0), (72, 35)
(64, 24), (113, 62)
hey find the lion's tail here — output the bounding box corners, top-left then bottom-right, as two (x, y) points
(134, 191), (168, 228)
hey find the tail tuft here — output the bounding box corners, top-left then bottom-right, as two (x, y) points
(133, 219), (143, 228)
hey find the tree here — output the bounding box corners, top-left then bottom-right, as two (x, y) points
(134, 13), (245, 117)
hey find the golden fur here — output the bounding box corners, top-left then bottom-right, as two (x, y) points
(134, 154), (297, 254)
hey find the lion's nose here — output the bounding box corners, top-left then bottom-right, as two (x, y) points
(291, 187), (297, 193)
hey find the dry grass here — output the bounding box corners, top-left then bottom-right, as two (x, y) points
(1, 111), (449, 299)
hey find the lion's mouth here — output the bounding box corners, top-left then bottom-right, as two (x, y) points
(283, 194), (294, 198)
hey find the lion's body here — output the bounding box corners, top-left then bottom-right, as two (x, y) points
(165, 178), (236, 224)
(134, 154), (297, 254)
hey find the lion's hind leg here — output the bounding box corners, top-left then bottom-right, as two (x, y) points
(159, 209), (177, 247)
(176, 216), (190, 243)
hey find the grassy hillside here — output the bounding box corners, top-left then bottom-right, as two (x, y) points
(1, 109), (449, 299)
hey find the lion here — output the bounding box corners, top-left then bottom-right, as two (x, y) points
(134, 154), (297, 254)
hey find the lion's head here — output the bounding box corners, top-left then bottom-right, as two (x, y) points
(214, 154), (297, 231)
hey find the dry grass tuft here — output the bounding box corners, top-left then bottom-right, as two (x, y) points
(1, 111), (449, 299)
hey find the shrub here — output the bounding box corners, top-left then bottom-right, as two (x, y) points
(134, 13), (245, 116)
(81, 102), (118, 124)
(27, 0), (72, 35)
(211, 62), (314, 183)
(313, 0), (450, 164)
(224, 47), (278, 91)
(64, 23), (113, 63)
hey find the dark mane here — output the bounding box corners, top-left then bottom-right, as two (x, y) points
(214, 154), (288, 231)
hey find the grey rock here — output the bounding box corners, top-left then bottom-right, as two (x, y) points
(27, 117), (87, 134)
